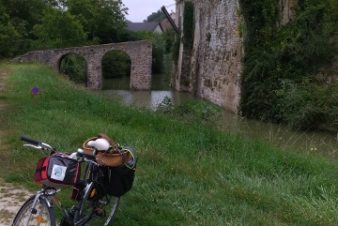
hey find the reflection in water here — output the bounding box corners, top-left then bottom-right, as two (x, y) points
(102, 78), (130, 90)
(100, 90), (194, 110)
(100, 89), (338, 158)
(103, 73), (171, 91)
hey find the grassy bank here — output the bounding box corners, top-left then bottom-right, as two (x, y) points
(1, 63), (338, 225)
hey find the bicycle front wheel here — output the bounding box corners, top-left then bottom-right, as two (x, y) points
(12, 195), (56, 226)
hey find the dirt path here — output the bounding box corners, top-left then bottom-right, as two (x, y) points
(0, 179), (32, 225)
(0, 67), (33, 225)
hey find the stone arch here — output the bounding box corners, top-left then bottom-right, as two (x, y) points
(58, 52), (88, 85)
(101, 49), (132, 89)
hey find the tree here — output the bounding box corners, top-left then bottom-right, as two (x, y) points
(145, 10), (165, 23)
(67, 0), (127, 43)
(0, 0), (128, 56)
(33, 8), (86, 48)
(1, 0), (50, 51)
(0, 3), (20, 57)
(1, 0), (48, 27)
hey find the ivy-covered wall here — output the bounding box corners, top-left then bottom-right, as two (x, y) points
(240, 0), (338, 130)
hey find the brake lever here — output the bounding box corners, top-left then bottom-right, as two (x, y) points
(41, 142), (53, 150)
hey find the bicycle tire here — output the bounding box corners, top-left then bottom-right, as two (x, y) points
(12, 195), (56, 226)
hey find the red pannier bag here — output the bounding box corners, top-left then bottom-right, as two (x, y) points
(34, 153), (80, 188)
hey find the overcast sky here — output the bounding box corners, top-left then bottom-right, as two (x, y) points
(122, 0), (176, 22)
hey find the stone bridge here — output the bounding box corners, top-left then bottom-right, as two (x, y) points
(15, 41), (152, 90)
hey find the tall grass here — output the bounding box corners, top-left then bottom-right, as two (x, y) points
(1, 63), (338, 225)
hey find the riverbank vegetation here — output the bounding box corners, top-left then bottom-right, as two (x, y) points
(240, 0), (338, 131)
(1, 63), (338, 225)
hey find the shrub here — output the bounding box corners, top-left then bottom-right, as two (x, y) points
(59, 54), (87, 84)
(164, 100), (222, 124)
(274, 77), (338, 130)
(102, 50), (131, 79)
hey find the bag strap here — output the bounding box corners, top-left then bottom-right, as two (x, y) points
(116, 147), (127, 164)
(120, 146), (137, 169)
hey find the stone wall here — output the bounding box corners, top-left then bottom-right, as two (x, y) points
(14, 41), (152, 90)
(174, 0), (243, 113)
(278, 0), (297, 26)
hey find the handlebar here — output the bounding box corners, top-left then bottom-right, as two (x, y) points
(21, 136), (41, 146)
(21, 136), (100, 167)
(21, 135), (54, 152)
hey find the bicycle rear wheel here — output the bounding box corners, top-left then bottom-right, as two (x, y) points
(62, 188), (120, 226)
(103, 196), (120, 226)
(12, 195), (56, 226)
(78, 163), (120, 225)
(88, 195), (120, 226)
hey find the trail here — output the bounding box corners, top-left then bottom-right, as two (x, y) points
(0, 67), (32, 225)
(0, 179), (32, 225)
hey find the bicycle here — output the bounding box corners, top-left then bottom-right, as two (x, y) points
(12, 135), (136, 226)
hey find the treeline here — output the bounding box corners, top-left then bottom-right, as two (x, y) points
(0, 0), (129, 58)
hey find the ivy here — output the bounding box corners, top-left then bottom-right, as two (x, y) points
(172, 1), (194, 65)
(183, 1), (194, 50)
(240, 0), (338, 130)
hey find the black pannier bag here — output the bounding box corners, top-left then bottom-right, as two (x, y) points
(35, 154), (80, 188)
(105, 165), (135, 197)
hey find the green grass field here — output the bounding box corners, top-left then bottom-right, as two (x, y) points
(1, 63), (338, 225)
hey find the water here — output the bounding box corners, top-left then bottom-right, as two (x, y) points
(100, 90), (194, 110)
(102, 78), (130, 90)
